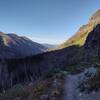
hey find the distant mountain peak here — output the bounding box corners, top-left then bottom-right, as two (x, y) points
(91, 9), (100, 18)
(0, 32), (5, 35)
(89, 9), (100, 23)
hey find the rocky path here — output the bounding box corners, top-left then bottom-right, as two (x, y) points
(63, 73), (100, 100)
(63, 75), (79, 100)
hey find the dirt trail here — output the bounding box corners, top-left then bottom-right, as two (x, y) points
(63, 75), (79, 100)
(63, 74), (100, 100)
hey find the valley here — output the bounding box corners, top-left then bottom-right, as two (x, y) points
(0, 9), (100, 100)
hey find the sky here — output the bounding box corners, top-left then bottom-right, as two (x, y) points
(0, 0), (99, 44)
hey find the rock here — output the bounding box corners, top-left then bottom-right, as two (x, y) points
(78, 67), (97, 83)
(78, 93), (82, 97)
(13, 97), (20, 100)
(39, 94), (49, 100)
(84, 24), (100, 57)
(84, 67), (97, 78)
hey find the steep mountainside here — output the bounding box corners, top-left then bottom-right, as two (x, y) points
(0, 32), (48, 58)
(60, 9), (100, 48)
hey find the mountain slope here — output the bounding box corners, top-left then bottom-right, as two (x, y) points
(42, 43), (58, 50)
(0, 32), (48, 58)
(60, 9), (100, 48)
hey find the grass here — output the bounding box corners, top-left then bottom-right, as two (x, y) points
(0, 69), (68, 100)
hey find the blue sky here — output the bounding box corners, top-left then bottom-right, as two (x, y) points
(0, 0), (99, 44)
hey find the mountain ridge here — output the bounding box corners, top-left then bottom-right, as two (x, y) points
(60, 9), (100, 48)
(0, 32), (48, 58)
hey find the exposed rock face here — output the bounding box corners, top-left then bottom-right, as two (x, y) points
(89, 9), (100, 23)
(84, 24), (100, 57)
(0, 32), (48, 58)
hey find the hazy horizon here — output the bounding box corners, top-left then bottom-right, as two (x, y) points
(0, 0), (99, 44)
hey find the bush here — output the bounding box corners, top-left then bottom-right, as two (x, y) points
(46, 68), (68, 78)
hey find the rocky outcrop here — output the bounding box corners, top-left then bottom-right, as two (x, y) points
(89, 9), (100, 23)
(84, 24), (100, 57)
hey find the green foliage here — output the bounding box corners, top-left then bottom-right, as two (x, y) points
(55, 70), (68, 77)
(46, 68), (60, 78)
(46, 68), (68, 78)
(0, 84), (29, 100)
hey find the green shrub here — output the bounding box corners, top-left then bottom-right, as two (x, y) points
(46, 68), (68, 78)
